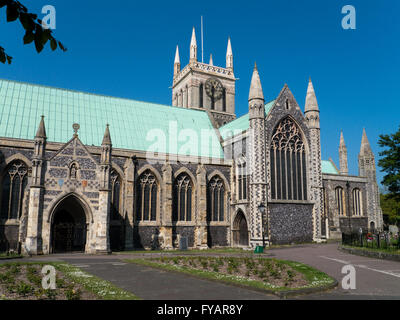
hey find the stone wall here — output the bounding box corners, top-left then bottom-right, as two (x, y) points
(268, 203), (313, 244)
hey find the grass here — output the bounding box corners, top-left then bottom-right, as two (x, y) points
(0, 262), (140, 300)
(114, 247), (250, 255)
(125, 256), (335, 296)
(0, 252), (22, 260)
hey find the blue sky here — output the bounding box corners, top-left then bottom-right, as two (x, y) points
(1, 0), (399, 187)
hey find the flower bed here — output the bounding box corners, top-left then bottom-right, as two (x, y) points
(127, 256), (336, 295)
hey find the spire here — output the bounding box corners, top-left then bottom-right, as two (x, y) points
(248, 62), (264, 101)
(35, 115), (46, 139)
(340, 130), (346, 148)
(209, 54), (213, 66)
(339, 130), (348, 175)
(190, 27), (197, 62)
(174, 45), (180, 76)
(102, 124), (112, 145)
(305, 78), (319, 112)
(174, 45), (180, 64)
(226, 37), (233, 69)
(360, 128), (373, 155)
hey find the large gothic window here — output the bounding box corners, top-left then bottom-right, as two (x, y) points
(0, 161), (28, 220)
(111, 169), (121, 220)
(353, 188), (362, 216)
(173, 173), (193, 222)
(335, 187), (345, 216)
(270, 117), (307, 201)
(136, 170), (158, 221)
(237, 162), (247, 201)
(207, 176), (225, 222)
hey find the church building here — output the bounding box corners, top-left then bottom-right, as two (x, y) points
(0, 28), (383, 254)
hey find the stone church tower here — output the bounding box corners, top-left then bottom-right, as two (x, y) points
(358, 129), (382, 230)
(172, 28), (236, 127)
(339, 131), (348, 175)
(304, 79), (323, 242)
(248, 64), (267, 248)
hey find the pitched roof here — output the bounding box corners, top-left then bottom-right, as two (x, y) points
(219, 100), (275, 140)
(0, 79), (224, 159)
(321, 160), (339, 174)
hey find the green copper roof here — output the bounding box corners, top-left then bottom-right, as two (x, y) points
(321, 160), (339, 175)
(0, 79), (224, 159)
(219, 100), (276, 140)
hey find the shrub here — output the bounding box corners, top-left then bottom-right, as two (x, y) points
(65, 288), (81, 300)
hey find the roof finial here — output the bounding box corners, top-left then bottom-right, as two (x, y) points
(72, 123), (80, 138)
(102, 123), (112, 145)
(35, 115), (47, 139)
(305, 78), (319, 112)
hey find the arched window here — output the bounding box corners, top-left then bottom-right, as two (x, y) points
(353, 188), (362, 216)
(270, 117), (307, 201)
(237, 161), (247, 201)
(110, 169), (121, 220)
(136, 170), (158, 221)
(335, 187), (345, 216)
(173, 173), (193, 222)
(0, 161), (28, 220)
(199, 83), (203, 108)
(207, 175), (225, 222)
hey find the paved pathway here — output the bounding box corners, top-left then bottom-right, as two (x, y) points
(3, 243), (399, 299)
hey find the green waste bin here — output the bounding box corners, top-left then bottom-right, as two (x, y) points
(254, 246), (264, 254)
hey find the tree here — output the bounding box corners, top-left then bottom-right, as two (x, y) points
(380, 193), (400, 226)
(378, 125), (400, 200)
(0, 0), (66, 64)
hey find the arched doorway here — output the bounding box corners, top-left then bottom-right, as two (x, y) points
(51, 195), (87, 253)
(233, 210), (249, 246)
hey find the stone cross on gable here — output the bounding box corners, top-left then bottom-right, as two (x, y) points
(73, 123), (80, 137)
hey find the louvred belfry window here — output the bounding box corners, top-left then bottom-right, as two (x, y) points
(1, 161), (28, 220)
(270, 117), (307, 201)
(136, 170), (158, 221)
(173, 173), (193, 222)
(207, 176), (225, 222)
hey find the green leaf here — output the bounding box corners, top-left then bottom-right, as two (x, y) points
(6, 55), (12, 64)
(6, 2), (19, 22)
(23, 31), (34, 44)
(41, 29), (51, 46)
(0, 51), (6, 64)
(58, 41), (67, 52)
(34, 36), (44, 53)
(50, 38), (57, 51)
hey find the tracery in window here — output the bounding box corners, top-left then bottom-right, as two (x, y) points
(136, 170), (158, 221)
(0, 161), (28, 220)
(335, 187), (345, 216)
(270, 117), (307, 201)
(172, 173), (193, 222)
(207, 176), (225, 222)
(237, 161), (247, 201)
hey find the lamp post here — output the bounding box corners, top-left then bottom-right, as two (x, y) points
(258, 203), (266, 248)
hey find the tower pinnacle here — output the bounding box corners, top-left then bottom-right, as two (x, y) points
(190, 27), (197, 62)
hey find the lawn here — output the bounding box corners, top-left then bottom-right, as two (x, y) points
(0, 262), (140, 300)
(126, 256), (336, 296)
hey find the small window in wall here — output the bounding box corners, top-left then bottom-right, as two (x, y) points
(353, 188), (362, 216)
(335, 187), (345, 216)
(237, 162), (247, 201)
(199, 84), (203, 108)
(285, 99), (290, 110)
(111, 169), (121, 220)
(222, 88), (226, 112)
